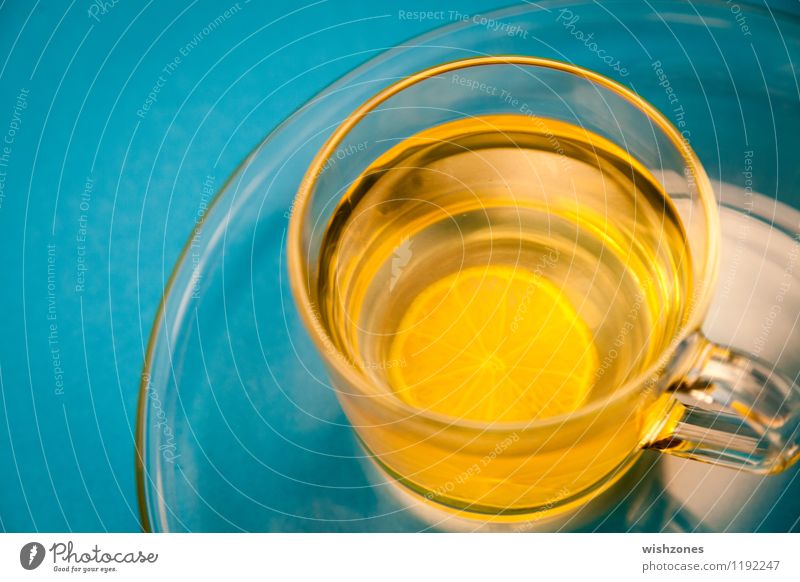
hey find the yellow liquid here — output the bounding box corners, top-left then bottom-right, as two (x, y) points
(316, 114), (692, 514)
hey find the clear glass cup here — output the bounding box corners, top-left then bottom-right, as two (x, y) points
(288, 56), (800, 520)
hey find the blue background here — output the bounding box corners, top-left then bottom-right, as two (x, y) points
(1, 0), (798, 532)
(0, 0), (514, 532)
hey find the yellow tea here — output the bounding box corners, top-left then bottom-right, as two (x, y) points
(315, 114), (693, 513)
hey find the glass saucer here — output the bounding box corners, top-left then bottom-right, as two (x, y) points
(137, 1), (800, 532)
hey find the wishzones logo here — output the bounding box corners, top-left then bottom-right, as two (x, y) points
(20, 542), (46, 570)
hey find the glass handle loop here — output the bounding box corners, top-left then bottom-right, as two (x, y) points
(648, 339), (800, 473)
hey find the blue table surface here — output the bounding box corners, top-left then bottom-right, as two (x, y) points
(1, 0), (798, 532)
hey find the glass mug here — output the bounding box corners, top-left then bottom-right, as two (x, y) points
(288, 56), (800, 521)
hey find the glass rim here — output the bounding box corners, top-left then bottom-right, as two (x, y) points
(288, 54), (721, 432)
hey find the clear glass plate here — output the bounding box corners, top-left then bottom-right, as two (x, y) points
(136, 1), (800, 531)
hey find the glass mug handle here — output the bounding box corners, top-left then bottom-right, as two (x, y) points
(649, 333), (800, 473)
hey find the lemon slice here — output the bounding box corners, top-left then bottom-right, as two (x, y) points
(387, 265), (598, 422)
